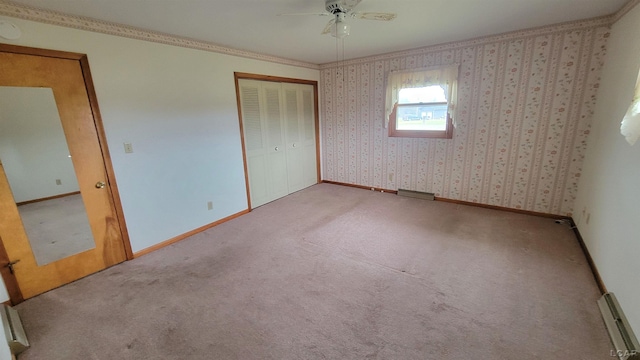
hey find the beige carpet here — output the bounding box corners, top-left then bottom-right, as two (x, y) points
(15, 183), (611, 359)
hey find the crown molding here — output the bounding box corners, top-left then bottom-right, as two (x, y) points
(0, 1), (320, 70)
(1, 0), (632, 72)
(319, 15), (614, 69)
(612, 0), (640, 23)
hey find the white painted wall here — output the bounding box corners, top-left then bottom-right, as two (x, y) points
(0, 16), (319, 253)
(0, 330), (9, 360)
(0, 87), (80, 203)
(573, 4), (640, 336)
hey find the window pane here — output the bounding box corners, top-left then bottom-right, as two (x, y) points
(396, 103), (448, 131)
(398, 85), (446, 104)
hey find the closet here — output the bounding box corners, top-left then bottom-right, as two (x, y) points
(237, 77), (318, 208)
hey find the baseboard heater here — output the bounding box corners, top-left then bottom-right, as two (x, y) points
(598, 293), (639, 360)
(1, 305), (29, 355)
(397, 189), (435, 201)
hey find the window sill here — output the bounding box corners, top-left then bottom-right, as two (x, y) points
(388, 105), (453, 139)
(388, 129), (452, 139)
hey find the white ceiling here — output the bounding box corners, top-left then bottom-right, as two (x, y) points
(7, 0), (629, 65)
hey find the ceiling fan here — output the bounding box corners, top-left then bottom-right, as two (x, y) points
(281, 0), (397, 39)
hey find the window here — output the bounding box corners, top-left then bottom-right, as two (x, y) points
(620, 67), (640, 145)
(385, 65), (459, 139)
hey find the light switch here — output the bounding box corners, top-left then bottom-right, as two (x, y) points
(124, 143), (133, 154)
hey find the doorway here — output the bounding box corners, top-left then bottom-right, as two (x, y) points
(0, 44), (132, 303)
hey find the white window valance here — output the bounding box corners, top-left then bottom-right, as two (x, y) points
(385, 64), (459, 129)
(621, 68), (640, 146)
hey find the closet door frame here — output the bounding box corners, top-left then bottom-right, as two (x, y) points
(234, 72), (320, 210)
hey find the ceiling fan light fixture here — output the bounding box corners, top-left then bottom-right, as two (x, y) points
(331, 13), (350, 38)
(332, 21), (350, 38)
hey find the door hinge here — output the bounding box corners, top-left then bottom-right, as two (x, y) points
(4, 259), (20, 275)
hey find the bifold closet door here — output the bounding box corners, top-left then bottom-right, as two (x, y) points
(239, 80), (288, 208)
(262, 82), (289, 201)
(283, 85), (304, 193)
(283, 83), (317, 193)
(239, 79), (317, 208)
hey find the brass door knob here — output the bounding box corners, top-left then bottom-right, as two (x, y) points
(95, 181), (106, 189)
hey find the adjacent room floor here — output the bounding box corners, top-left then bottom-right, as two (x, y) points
(15, 183), (612, 359)
(18, 194), (95, 266)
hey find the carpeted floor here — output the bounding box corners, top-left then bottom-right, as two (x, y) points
(15, 183), (611, 359)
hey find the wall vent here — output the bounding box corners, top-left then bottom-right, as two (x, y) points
(397, 189), (435, 201)
(598, 293), (639, 360)
(1, 305), (29, 355)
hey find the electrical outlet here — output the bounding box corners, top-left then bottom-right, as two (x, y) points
(55, 179), (62, 185)
(123, 143), (134, 154)
(207, 201), (213, 210)
(389, 173), (394, 182)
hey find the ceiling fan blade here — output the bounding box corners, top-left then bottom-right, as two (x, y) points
(352, 12), (397, 21)
(278, 12), (330, 17)
(321, 18), (336, 35)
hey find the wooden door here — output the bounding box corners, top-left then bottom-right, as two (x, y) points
(0, 46), (129, 301)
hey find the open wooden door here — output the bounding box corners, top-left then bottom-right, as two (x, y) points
(0, 45), (131, 302)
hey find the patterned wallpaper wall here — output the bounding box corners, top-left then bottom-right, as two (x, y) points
(320, 20), (611, 216)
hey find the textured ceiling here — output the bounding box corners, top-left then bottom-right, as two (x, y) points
(4, 0), (630, 65)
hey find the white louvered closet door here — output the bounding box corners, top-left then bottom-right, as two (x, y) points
(238, 79), (270, 207)
(239, 79), (317, 208)
(283, 84), (305, 193)
(262, 82), (289, 202)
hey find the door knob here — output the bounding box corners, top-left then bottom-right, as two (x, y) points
(95, 181), (106, 189)
(275, 146), (279, 151)
(293, 143), (297, 148)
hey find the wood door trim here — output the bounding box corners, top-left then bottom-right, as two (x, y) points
(313, 79), (321, 184)
(0, 43), (84, 60)
(0, 235), (23, 305)
(79, 55), (134, 260)
(234, 72), (318, 86)
(234, 75), (253, 211)
(234, 72), (321, 210)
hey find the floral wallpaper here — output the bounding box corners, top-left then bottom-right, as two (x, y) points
(320, 21), (611, 216)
